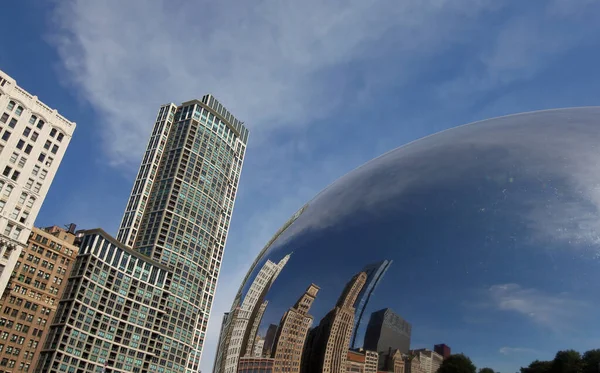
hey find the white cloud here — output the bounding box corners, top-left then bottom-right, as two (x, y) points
(488, 283), (588, 331)
(499, 347), (538, 356)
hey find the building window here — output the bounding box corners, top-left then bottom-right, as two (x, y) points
(23, 127), (31, 137)
(7, 101), (15, 111)
(51, 144), (59, 154)
(16, 140), (24, 150)
(38, 153), (45, 162)
(2, 131), (11, 141)
(31, 132), (38, 142)
(18, 193), (27, 205)
(50, 128), (57, 137)
(32, 165), (39, 176)
(0, 201), (5, 212)
(10, 208), (20, 220)
(39, 170), (47, 180)
(25, 178), (33, 190)
(3, 166), (11, 177)
(9, 152), (18, 163)
(36, 120), (44, 130)
(3, 184), (12, 197)
(45, 157), (53, 167)
(57, 133), (64, 142)
(20, 211), (29, 224)
(26, 197), (35, 209)
(0, 113), (8, 123)
(4, 224), (13, 236)
(18, 157), (27, 168)
(24, 144), (32, 154)
(33, 183), (41, 193)
(15, 106), (23, 116)
(8, 118), (17, 128)
(29, 115), (37, 125)
(11, 170), (20, 181)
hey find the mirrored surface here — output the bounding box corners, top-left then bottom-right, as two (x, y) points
(212, 108), (600, 373)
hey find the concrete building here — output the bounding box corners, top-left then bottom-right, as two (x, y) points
(0, 70), (76, 296)
(405, 354), (425, 373)
(433, 345), (450, 360)
(262, 324), (278, 358)
(252, 337), (265, 358)
(410, 350), (443, 373)
(378, 349), (405, 373)
(271, 284), (319, 373)
(0, 225), (78, 373)
(302, 271), (367, 373)
(114, 95), (248, 372)
(237, 357), (273, 373)
(224, 255), (290, 373)
(346, 349), (379, 373)
(35, 229), (171, 373)
(245, 301), (268, 357)
(363, 309), (411, 354)
(351, 260), (392, 349)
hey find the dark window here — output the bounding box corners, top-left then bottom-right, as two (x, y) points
(38, 153), (46, 162)
(16, 140), (24, 150)
(3, 166), (11, 177)
(57, 133), (64, 142)
(11, 171), (19, 181)
(43, 140), (51, 150)
(0, 113), (8, 123)
(49, 128), (57, 137)
(51, 145), (59, 154)
(24, 144), (32, 154)
(23, 127), (31, 137)
(1, 131), (10, 141)
(31, 132), (38, 142)
(36, 120), (44, 130)
(8, 119), (17, 128)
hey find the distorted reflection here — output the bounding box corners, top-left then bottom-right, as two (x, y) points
(212, 108), (600, 373)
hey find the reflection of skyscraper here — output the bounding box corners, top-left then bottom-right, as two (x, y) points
(224, 254), (291, 373)
(351, 260), (393, 348)
(262, 324), (279, 357)
(433, 344), (451, 360)
(245, 301), (269, 356)
(271, 284), (319, 373)
(214, 312), (234, 373)
(302, 271), (367, 373)
(364, 308), (411, 354)
(411, 349), (443, 373)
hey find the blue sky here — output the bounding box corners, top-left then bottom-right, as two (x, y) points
(2, 0), (600, 372)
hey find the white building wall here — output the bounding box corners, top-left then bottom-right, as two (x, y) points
(0, 70), (76, 295)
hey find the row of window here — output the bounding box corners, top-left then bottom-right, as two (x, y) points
(6, 100), (66, 140)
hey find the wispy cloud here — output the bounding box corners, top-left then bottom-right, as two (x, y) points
(499, 347), (539, 356)
(488, 283), (588, 331)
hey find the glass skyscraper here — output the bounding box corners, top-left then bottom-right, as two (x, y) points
(117, 95), (248, 372)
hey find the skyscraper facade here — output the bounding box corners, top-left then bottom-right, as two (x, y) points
(0, 225), (79, 373)
(117, 95), (249, 372)
(351, 260), (392, 349)
(223, 255), (290, 373)
(363, 308), (411, 354)
(271, 284), (319, 373)
(0, 70), (76, 295)
(262, 324), (278, 357)
(302, 271), (367, 373)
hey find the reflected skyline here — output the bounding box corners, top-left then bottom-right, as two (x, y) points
(212, 108), (600, 373)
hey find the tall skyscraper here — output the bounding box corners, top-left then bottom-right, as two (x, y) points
(223, 255), (290, 373)
(116, 95), (248, 371)
(262, 324), (279, 357)
(245, 300), (268, 357)
(433, 344), (450, 360)
(0, 225), (79, 373)
(351, 259), (392, 348)
(363, 308), (411, 354)
(0, 70), (76, 295)
(271, 284), (319, 373)
(302, 271), (367, 373)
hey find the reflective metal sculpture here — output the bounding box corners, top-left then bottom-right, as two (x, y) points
(212, 108), (600, 373)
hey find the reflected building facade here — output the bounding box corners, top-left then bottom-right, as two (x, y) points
(433, 345), (450, 360)
(271, 284), (319, 373)
(351, 260), (392, 349)
(302, 271), (367, 373)
(224, 255), (290, 373)
(364, 309), (411, 354)
(262, 324), (278, 357)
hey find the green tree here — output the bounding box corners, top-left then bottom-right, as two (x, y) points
(551, 350), (582, 373)
(582, 349), (600, 373)
(521, 360), (552, 373)
(479, 367), (495, 373)
(438, 354), (477, 373)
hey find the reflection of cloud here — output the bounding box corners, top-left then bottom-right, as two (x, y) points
(499, 347), (538, 356)
(488, 283), (588, 331)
